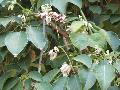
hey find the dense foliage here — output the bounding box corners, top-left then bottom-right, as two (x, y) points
(0, 0), (120, 90)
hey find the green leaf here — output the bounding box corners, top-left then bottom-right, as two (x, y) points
(48, 54), (68, 68)
(24, 79), (32, 90)
(53, 77), (67, 90)
(113, 61), (120, 73)
(89, 32), (107, 49)
(99, 15), (110, 23)
(70, 33), (89, 50)
(110, 16), (120, 24)
(28, 71), (42, 82)
(3, 78), (19, 90)
(12, 81), (23, 90)
(18, 54), (32, 71)
(88, 0), (100, 2)
(0, 54), (3, 63)
(0, 33), (6, 47)
(89, 5), (102, 14)
(0, 0), (4, 3)
(78, 69), (96, 90)
(43, 69), (60, 83)
(70, 21), (85, 32)
(106, 4), (119, 13)
(0, 16), (21, 27)
(37, 0), (51, 10)
(35, 82), (53, 90)
(0, 48), (8, 63)
(108, 86), (120, 90)
(73, 54), (92, 68)
(95, 64), (115, 90)
(105, 31), (120, 51)
(51, 0), (82, 14)
(5, 32), (28, 57)
(26, 26), (47, 50)
(67, 75), (82, 90)
(0, 70), (17, 90)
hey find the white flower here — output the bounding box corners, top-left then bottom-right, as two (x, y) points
(88, 23), (93, 28)
(83, 21), (88, 26)
(48, 49), (57, 60)
(45, 15), (51, 24)
(54, 46), (59, 52)
(18, 14), (26, 22)
(95, 45), (102, 54)
(60, 62), (71, 77)
(48, 46), (59, 60)
(105, 50), (110, 56)
(8, 4), (14, 10)
(109, 60), (112, 64)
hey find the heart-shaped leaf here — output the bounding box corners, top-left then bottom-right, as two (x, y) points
(43, 69), (60, 83)
(89, 32), (107, 49)
(0, 0), (4, 3)
(53, 77), (67, 90)
(5, 32), (28, 57)
(67, 75), (82, 90)
(35, 82), (53, 90)
(26, 26), (47, 50)
(28, 71), (43, 82)
(89, 5), (102, 14)
(0, 33), (6, 47)
(78, 69), (96, 90)
(70, 33), (89, 50)
(3, 77), (19, 90)
(0, 70), (16, 90)
(105, 31), (120, 51)
(95, 64), (115, 90)
(70, 21), (85, 32)
(73, 54), (92, 68)
(51, 0), (82, 14)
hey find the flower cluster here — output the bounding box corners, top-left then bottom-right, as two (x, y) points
(38, 4), (66, 24)
(39, 11), (66, 24)
(60, 62), (71, 77)
(48, 46), (59, 60)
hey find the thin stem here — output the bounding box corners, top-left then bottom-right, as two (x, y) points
(80, 9), (92, 34)
(43, 18), (46, 37)
(80, 9), (87, 21)
(58, 46), (71, 62)
(58, 46), (75, 72)
(16, 2), (25, 10)
(63, 37), (70, 51)
(38, 50), (43, 73)
(38, 18), (46, 73)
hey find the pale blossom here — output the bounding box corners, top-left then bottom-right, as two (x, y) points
(60, 62), (71, 77)
(95, 45), (102, 54)
(48, 46), (59, 60)
(105, 50), (110, 56)
(18, 14), (26, 22)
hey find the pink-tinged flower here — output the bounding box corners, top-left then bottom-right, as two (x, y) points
(60, 62), (71, 77)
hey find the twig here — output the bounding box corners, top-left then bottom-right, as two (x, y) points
(38, 18), (46, 73)
(38, 50), (44, 73)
